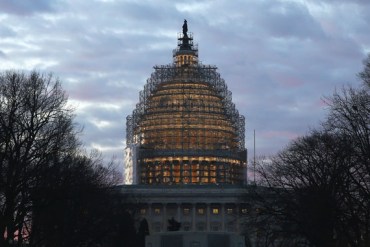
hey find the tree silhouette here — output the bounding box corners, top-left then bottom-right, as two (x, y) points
(0, 71), (135, 247)
(253, 54), (370, 247)
(0, 71), (78, 246)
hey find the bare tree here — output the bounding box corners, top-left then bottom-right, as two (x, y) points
(255, 131), (354, 247)
(253, 55), (370, 247)
(359, 54), (370, 88)
(29, 151), (126, 247)
(0, 71), (78, 246)
(323, 55), (370, 246)
(0, 71), (133, 247)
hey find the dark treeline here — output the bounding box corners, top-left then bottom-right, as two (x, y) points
(253, 55), (370, 247)
(0, 71), (138, 247)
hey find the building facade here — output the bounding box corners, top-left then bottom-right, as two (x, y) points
(120, 185), (252, 233)
(118, 184), (255, 247)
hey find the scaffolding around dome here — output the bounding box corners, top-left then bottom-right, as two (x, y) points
(126, 65), (245, 149)
(125, 23), (246, 185)
(125, 63), (246, 185)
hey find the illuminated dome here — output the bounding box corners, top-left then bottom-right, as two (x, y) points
(125, 21), (246, 185)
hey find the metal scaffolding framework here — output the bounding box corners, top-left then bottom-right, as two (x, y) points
(127, 65), (245, 149)
(125, 28), (246, 185)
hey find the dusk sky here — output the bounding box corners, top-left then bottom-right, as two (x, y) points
(1, 0), (369, 173)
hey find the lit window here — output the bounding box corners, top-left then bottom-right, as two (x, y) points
(241, 208), (248, 214)
(163, 171), (170, 176)
(140, 208), (146, 215)
(227, 208), (233, 214)
(154, 208), (161, 215)
(212, 208), (219, 215)
(197, 208), (205, 215)
(183, 208), (190, 215)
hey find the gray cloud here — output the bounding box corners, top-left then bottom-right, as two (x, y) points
(257, 1), (325, 39)
(0, 0), (61, 15)
(0, 25), (17, 38)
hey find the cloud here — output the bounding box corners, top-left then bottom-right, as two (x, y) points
(0, 0), (61, 15)
(258, 1), (325, 39)
(0, 50), (6, 59)
(0, 25), (17, 38)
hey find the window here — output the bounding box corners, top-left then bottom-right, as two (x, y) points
(227, 222), (235, 232)
(196, 223), (206, 231)
(140, 208), (146, 215)
(211, 223), (220, 232)
(191, 241), (200, 247)
(154, 208), (161, 215)
(183, 208), (190, 215)
(197, 208), (205, 215)
(212, 208), (219, 215)
(153, 223), (161, 232)
(241, 208), (248, 214)
(227, 208), (233, 214)
(183, 223), (191, 231)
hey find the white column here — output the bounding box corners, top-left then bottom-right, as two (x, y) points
(163, 203), (167, 232)
(222, 204), (225, 231)
(148, 203), (153, 233)
(236, 204), (240, 233)
(177, 203), (181, 222)
(192, 203), (196, 231)
(206, 203), (210, 231)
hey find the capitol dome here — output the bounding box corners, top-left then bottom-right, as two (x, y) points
(125, 21), (246, 185)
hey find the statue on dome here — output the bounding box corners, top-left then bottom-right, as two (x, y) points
(182, 19), (188, 36)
